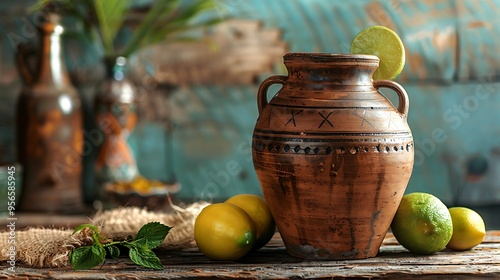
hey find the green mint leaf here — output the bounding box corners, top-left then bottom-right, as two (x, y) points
(72, 224), (100, 235)
(92, 243), (107, 260)
(70, 243), (106, 270)
(132, 222), (172, 249)
(129, 247), (163, 270)
(106, 245), (120, 259)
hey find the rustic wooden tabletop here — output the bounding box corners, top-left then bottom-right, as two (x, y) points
(2, 227), (500, 279)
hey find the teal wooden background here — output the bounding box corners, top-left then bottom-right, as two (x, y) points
(2, 0), (500, 227)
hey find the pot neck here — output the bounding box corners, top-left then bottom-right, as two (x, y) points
(283, 53), (379, 87)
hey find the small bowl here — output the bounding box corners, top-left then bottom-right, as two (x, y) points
(104, 180), (181, 211)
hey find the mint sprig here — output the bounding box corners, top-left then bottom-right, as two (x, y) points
(70, 222), (171, 270)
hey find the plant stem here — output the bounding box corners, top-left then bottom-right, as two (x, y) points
(103, 241), (125, 247)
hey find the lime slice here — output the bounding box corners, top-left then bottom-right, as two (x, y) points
(350, 25), (405, 80)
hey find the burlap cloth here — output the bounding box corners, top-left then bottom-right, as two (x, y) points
(0, 202), (209, 268)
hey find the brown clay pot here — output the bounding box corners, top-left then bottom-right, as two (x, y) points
(252, 53), (414, 260)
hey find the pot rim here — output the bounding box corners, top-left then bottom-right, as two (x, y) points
(284, 52), (379, 63)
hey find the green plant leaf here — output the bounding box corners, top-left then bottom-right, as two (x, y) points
(69, 221), (171, 270)
(106, 245), (121, 259)
(129, 247), (164, 270)
(70, 243), (106, 270)
(32, 0), (223, 57)
(132, 222), (172, 249)
(93, 0), (131, 56)
(29, 0), (71, 13)
(122, 0), (222, 56)
(121, 0), (179, 57)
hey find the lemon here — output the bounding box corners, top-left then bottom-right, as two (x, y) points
(350, 25), (405, 80)
(391, 192), (453, 255)
(446, 207), (486, 251)
(194, 203), (255, 261)
(226, 194), (276, 250)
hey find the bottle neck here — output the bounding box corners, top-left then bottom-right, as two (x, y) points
(104, 56), (127, 81)
(37, 25), (71, 86)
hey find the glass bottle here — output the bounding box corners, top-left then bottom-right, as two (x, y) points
(94, 56), (139, 204)
(16, 14), (84, 213)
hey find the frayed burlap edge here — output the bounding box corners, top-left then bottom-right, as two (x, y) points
(0, 228), (93, 268)
(0, 202), (209, 268)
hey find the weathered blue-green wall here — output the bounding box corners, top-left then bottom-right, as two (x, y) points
(2, 0), (500, 227)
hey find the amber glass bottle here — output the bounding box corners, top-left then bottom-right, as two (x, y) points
(16, 14), (84, 213)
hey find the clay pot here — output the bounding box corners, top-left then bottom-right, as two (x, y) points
(252, 53), (414, 260)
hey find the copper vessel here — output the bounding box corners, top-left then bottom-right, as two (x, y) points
(94, 56), (139, 206)
(252, 53), (414, 259)
(16, 15), (84, 213)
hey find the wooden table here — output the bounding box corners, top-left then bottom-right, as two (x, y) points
(2, 227), (500, 279)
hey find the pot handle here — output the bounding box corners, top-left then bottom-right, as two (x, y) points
(373, 79), (409, 118)
(257, 75), (287, 115)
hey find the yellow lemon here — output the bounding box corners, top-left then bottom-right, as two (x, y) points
(446, 207), (486, 251)
(226, 194), (276, 250)
(194, 203), (255, 261)
(391, 192), (453, 255)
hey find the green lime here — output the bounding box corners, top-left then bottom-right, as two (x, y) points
(391, 192), (453, 255)
(350, 25), (405, 80)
